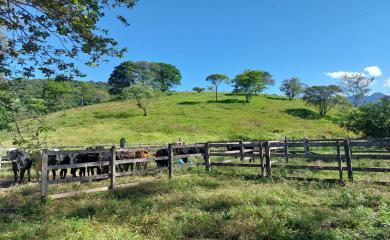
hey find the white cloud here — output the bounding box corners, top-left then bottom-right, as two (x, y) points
(326, 71), (362, 79)
(384, 78), (390, 88)
(364, 66), (382, 77)
(326, 66), (382, 79)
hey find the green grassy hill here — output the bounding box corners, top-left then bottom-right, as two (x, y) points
(3, 92), (352, 146)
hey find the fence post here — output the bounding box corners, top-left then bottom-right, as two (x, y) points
(265, 141), (271, 177)
(120, 138), (126, 148)
(41, 149), (48, 203)
(204, 142), (210, 173)
(0, 148), (2, 170)
(343, 139), (353, 181)
(109, 145), (116, 189)
(336, 140), (343, 181)
(239, 140), (244, 161)
(284, 136), (289, 163)
(168, 144), (173, 179)
(304, 138), (309, 155)
(259, 141), (265, 177)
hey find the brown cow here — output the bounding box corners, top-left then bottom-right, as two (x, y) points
(135, 149), (149, 171)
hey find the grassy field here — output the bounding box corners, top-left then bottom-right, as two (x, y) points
(2, 92), (389, 239)
(0, 166), (389, 240)
(1, 92), (352, 147)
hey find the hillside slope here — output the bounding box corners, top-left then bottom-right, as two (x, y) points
(3, 92), (352, 146)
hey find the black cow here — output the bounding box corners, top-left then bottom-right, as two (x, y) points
(155, 144), (204, 168)
(227, 145), (255, 162)
(59, 155), (71, 179)
(71, 152), (100, 177)
(7, 149), (32, 183)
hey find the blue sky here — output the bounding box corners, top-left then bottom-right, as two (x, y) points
(76, 0), (390, 94)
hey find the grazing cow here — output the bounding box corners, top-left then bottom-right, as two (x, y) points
(72, 151), (100, 177)
(59, 155), (71, 179)
(135, 149), (149, 171)
(227, 145), (255, 162)
(116, 150), (135, 172)
(48, 154), (59, 180)
(155, 143), (204, 168)
(7, 149), (32, 183)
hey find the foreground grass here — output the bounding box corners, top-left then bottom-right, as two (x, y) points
(2, 92), (351, 146)
(1, 167), (389, 240)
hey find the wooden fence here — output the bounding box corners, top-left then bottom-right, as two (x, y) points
(38, 138), (390, 202)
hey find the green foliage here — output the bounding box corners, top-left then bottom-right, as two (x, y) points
(121, 83), (160, 116)
(192, 87), (206, 93)
(232, 70), (274, 103)
(280, 77), (306, 100)
(108, 61), (182, 94)
(42, 80), (74, 112)
(8, 78), (110, 112)
(341, 97), (390, 137)
(0, 0), (137, 78)
(303, 85), (342, 117)
(153, 62), (182, 92)
(206, 73), (230, 102)
(0, 79), (52, 150)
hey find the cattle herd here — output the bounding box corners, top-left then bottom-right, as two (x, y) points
(5, 143), (206, 184)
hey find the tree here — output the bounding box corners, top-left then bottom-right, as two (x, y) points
(0, 0), (137, 78)
(152, 63), (182, 92)
(120, 83), (160, 116)
(340, 97), (390, 138)
(280, 77), (305, 100)
(0, 79), (52, 150)
(108, 61), (181, 94)
(192, 87), (205, 93)
(206, 74), (229, 102)
(42, 80), (74, 112)
(340, 73), (374, 106)
(232, 70), (274, 103)
(302, 85), (342, 117)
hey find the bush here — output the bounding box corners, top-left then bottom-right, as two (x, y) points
(341, 97), (390, 137)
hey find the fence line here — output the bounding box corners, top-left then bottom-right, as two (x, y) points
(35, 138), (390, 202)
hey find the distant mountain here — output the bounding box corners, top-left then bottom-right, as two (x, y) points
(348, 92), (388, 106)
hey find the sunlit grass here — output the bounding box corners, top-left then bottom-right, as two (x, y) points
(1, 92), (352, 146)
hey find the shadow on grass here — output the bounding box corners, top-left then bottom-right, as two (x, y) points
(177, 101), (202, 105)
(207, 99), (246, 104)
(265, 95), (289, 101)
(285, 108), (321, 120)
(106, 180), (172, 201)
(93, 111), (136, 119)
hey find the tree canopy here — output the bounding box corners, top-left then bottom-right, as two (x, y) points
(108, 61), (182, 94)
(192, 87), (205, 93)
(302, 85), (342, 117)
(340, 73), (374, 106)
(280, 77), (306, 100)
(206, 73), (229, 102)
(341, 97), (390, 138)
(120, 82), (160, 116)
(232, 70), (274, 103)
(0, 0), (137, 78)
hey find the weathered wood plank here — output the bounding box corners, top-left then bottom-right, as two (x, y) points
(351, 154), (390, 159)
(47, 161), (110, 171)
(271, 153), (339, 160)
(48, 174), (109, 185)
(272, 165), (340, 170)
(46, 149), (110, 155)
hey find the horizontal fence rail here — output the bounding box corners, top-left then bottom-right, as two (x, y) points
(30, 138), (390, 202)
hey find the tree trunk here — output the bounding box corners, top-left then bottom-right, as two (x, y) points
(215, 86), (218, 102)
(143, 107), (148, 116)
(245, 95), (250, 103)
